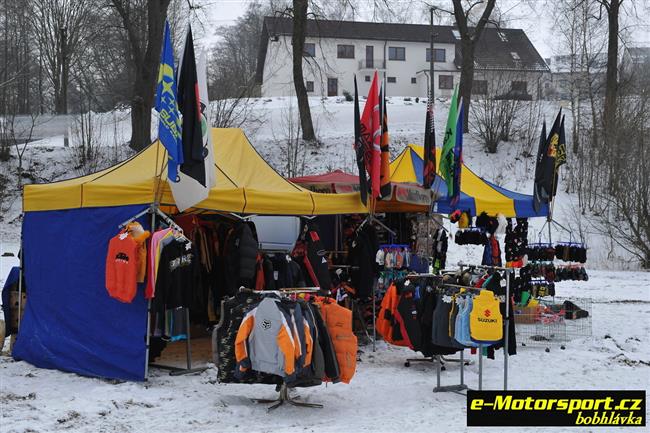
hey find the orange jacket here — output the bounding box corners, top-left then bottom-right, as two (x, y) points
(105, 232), (138, 303)
(376, 283), (411, 347)
(316, 300), (357, 384)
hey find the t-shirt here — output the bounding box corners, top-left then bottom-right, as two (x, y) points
(153, 239), (196, 313)
(106, 232), (139, 303)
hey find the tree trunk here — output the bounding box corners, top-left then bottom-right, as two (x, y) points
(291, 0), (315, 141)
(458, 39), (474, 133)
(603, 0), (620, 133)
(127, 0), (170, 151)
(452, 0), (495, 134)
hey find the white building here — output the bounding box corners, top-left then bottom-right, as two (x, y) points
(256, 17), (550, 99)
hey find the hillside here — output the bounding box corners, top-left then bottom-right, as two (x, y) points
(0, 96), (637, 270)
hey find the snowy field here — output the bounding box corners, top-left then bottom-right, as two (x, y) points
(1, 270), (649, 433)
(1, 96), (648, 432)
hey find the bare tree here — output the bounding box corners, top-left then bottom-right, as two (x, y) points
(109, 0), (171, 151)
(470, 72), (521, 153)
(290, 0), (316, 141)
(31, 0), (96, 115)
(272, 98), (306, 177)
(596, 0), (622, 134)
(450, 0), (496, 132)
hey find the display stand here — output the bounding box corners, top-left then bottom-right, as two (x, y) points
(433, 351), (469, 394)
(458, 262), (513, 391)
(239, 287), (324, 411)
(119, 205), (207, 379)
(253, 384), (324, 411)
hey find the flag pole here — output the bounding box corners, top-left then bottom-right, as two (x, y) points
(428, 7), (441, 207)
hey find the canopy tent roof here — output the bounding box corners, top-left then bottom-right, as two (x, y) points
(23, 129), (367, 215)
(290, 145), (547, 218)
(289, 170), (359, 194)
(390, 144), (548, 218)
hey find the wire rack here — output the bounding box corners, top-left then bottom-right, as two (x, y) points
(514, 297), (592, 350)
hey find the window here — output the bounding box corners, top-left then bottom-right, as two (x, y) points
(337, 44), (355, 59)
(452, 29), (461, 39)
(510, 51), (521, 60)
(303, 43), (315, 57)
(387, 76), (397, 83)
(388, 46), (406, 61)
(511, 81), (528, 94)
(473, 79), (487, 95)
(306, 80), (314, 92)
(439, 75), (454, 89)
(426, 48), (446, 62)
(498, 31), (508, 42)
(365, 75), (371, 82)
(411, 77), (417, 84)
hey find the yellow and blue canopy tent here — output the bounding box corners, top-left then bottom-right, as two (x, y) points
(389, 144), (548, 218)
(23, 128), (367, 215)
(17, 128), (372, 383)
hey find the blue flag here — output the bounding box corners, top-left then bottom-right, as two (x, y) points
(155, 20), (183, 182)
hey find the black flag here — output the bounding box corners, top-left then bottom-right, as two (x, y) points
(541, 109), (562, 198)
(177, 26), (206, 187)
(353, 75), (369, 206)
(422, 91), (436, 189)
(533, 120), (548, 213)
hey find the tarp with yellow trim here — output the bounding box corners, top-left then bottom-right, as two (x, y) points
(23, 128), (367, 215)
(390, 144), (548, 217)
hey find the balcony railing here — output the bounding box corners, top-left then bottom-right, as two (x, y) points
(358, 59), (386, 70)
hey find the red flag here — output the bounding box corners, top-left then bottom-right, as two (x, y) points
(361, 71), (381, 199)
(378, 83), (391, 198)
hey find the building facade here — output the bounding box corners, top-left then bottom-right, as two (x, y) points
(257, 18), (550, 99)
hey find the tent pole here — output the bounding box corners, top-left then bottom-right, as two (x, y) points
(144, 207), (156, 381)
(17, 231), (23, 332)
(504, 268), (511, 390)
(185, 307), (192, 369)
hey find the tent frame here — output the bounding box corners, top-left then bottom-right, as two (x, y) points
(120, 204), (208, 380)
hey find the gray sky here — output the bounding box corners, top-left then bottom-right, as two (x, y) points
(200, 0), (650, 58)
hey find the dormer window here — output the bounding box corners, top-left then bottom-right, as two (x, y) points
(498, 31), (508, 42)
(510, 51), (520, 60)
(452, 29), (461, 39)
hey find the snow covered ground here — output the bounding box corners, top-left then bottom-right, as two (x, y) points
(1, 270), (648, 433)
(1, 97), (648, 432)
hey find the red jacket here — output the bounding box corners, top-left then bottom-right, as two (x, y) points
(105, 232), (138, 303)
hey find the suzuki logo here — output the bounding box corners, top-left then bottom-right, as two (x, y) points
(484, 309), (491, 317)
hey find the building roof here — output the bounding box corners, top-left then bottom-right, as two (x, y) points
(257, 16), (549, 82)
(626, 46), (650, 62)
(547, 53), (608, 73)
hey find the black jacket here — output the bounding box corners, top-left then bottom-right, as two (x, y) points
(225, 222), (258, 294)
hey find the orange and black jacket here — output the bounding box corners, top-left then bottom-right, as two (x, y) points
(316, 299), (357, 384)
(234, 297), (298, 380)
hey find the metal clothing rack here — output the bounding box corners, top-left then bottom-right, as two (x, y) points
(239, 286), (325, 411)
(456, 262), (514, 391)
(119, 205), (205, 379)
(253, 384), (323, 411)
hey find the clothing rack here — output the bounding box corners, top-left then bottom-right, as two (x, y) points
(253, 384), (323, 411)
(119, 205), (204, 379)
(358, 214), (397, 237)
(239, 286), (321, 295)
(456, 262), (513, 392)
(238, 286), (324, 411)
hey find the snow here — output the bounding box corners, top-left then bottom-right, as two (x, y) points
(1, 271), (648, 433)
(1, 97), (649, 432)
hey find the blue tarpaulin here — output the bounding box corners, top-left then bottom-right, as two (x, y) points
(13, 204), (150, 381)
